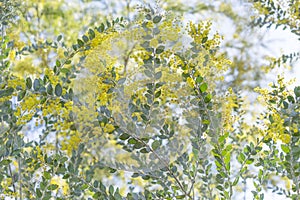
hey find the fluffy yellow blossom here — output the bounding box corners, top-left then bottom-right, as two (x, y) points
(186, 77), (195, 88)
(61, 131), (81, 154)
(101, 123), (115, 133)
(8, 50), (16, 60)
(279, 134), (291, 144)
(50, 176), (69, 195)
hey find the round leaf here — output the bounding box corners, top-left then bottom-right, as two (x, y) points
(55, 84), (62, 96)
(151, 140), (160, 150)
(153, 15), (162, 23)
(26, 77), (32, 89)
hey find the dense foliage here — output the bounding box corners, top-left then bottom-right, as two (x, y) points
(0, 0), (299, 199)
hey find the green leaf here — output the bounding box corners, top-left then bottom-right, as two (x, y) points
(88, 29), (95, 40)
(48, 184), (58, 190)
(128, 138), (137, 144)
(155, 71), (162, 79)
(17, 90), (26, 101)
(69, 88), (74, 99)
(144, 70), (153, 78)
(72, 44), (78, 51)
(153, 16), (162, 23)
(55, 84), (62, 96)
(141, 114), (148, 121)
(204, 93), (212, 103)
(144, 104), (150, 110)
(36, 188), (42, 198)
(119, 133), (130, 140)
(57, 35), (62, 42)
(141, 41), (150, 48)
(155, 45), (165, 54)
(81, 184), (89, 190)
(201, 37), (208, 43)
(246, 158), (254, 164)
(294, 86), (300, 97)
(216, 185), (223, 191)
(56, 60), (61, 67)
(109, 185), (114, 195)
(43, 171), (51, 180)
(78, 143), (85, 154)
(151, 140), (160, 150)
(145, 14), (151, 20)
(106, 21), (111, 28)
(233, 177), (239, 186)
(62, 174), (70, 179)
(0, 87), (14, 98)
(0, 159), (11, 165)
(47, 84), (53, 95)
(287, 95), (295, 103)
(134, 142), (144, 149)
(60, 68), (70, 74)
(237, 153), (245, 163)
(142, 175), (150, 180)
(93, 180), (99, 188)
(33, 79), (41, 91)
(175, 195), (186, 199)
(131, 173), (139, 178)
(200, 83), (208, 92)
(283, 101), (288, 109)
(82, 35), (89, 43)
(114, 188), (123, 200)
(281, 144), (290, 153)
(140, 148), (149, 153)
(155, 90), (161, 98)
(196, 76), (203, 83)
(98, 23), (105, 32)
(117, 78), (126, 85)
(65, 60), (71, 64)
(26, 77), (32, 89)
(77, 39), (84, 47)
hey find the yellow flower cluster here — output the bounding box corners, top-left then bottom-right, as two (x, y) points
(61, 131), (82, 154)
(159, 16), (181, 42)
(221, 88), (239, 132)
(188, 21), (223, 50)
(50, 176), (70, 195)
(90, 31), (117, 50)
(16, 95), (41, 126)
(101, 123), (115, 133)
(12, 57), (42, 78)
(44, 68), (59, 86)
(7, 77), (26, 90)
(187, 77), (195, 88)
(36, 146), (45, 163)
(253, 2), (270, 15)
(266, 113), (291, 144)
(255, 75), (295, 108)
(0, 177), (14, 197)
(42, 98), (60, 116)
(254, 75), (298, 144)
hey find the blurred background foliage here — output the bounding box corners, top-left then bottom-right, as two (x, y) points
(0, 0), (300, 199)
